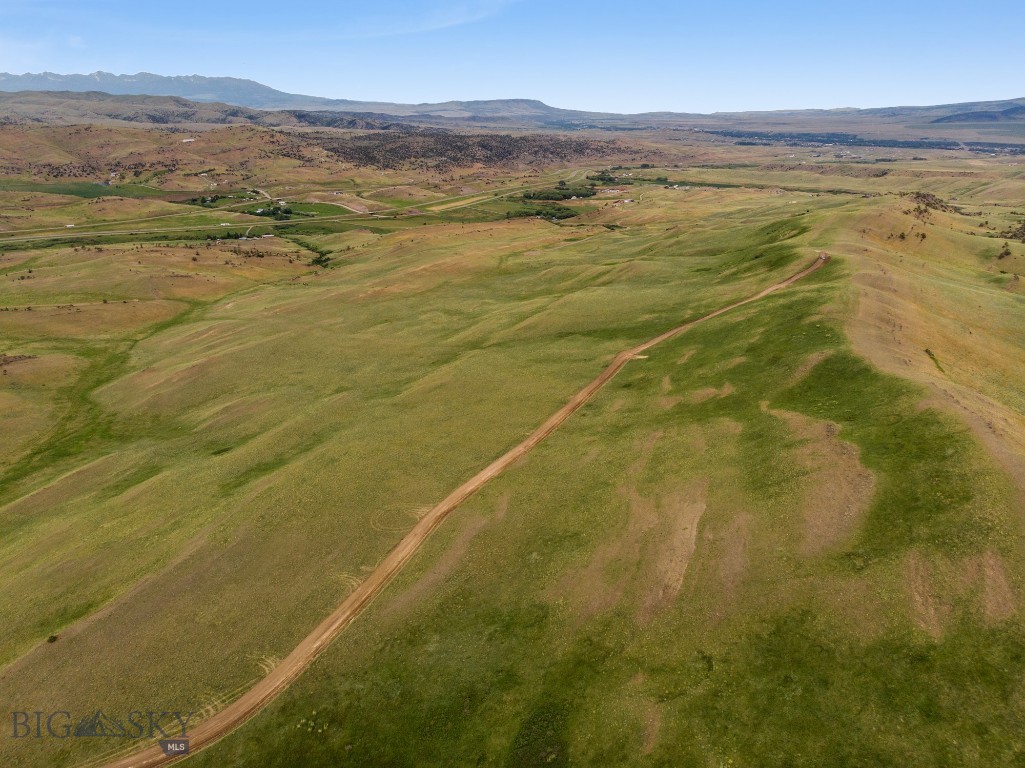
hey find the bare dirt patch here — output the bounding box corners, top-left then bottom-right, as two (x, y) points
(725, 355), (747, 369)
(789, 349), (833, 385)
(658, 374), (682, 409)
(904, 549), (1017, 636)
(905, 551), (947, 638)
(981, 550), (1017, 623)
(642, 700), (662, 755)
(675, 349), (696, 365)
(773, 409), (875, 555)
(688, 382), (735, 403)
(717, 511), (751, 606)
(636, 480), (708, 625)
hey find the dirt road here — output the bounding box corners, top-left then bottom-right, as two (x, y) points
(97, 254), (829, 768)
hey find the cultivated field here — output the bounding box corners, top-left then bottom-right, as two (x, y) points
(0, 125), (1024, 767)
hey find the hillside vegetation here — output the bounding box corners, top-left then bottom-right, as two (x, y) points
(0, 125), (1024, 767)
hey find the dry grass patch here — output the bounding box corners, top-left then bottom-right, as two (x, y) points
(0, 299), (184, 339)
(298, 192), (390, 213)
(363, 185), (445, 203)
(773, 408), (875, 556)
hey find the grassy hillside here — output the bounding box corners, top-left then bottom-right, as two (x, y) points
(0, 132), (1023, 767)
(189, 196), (1025, 768)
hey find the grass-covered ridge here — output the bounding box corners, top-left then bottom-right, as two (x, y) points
(189, 244), (1023, 768)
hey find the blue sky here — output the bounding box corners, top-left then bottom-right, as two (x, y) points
(1, 0), (1023, 113)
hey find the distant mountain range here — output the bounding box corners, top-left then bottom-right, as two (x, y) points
(1, 72), (1024, 145)
(0, 71), (601, 120)
(0, 90), (420, 130)
(932, 104), (1025, 123)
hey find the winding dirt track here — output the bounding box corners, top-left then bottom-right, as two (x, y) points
(99, 254), (828, 768)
